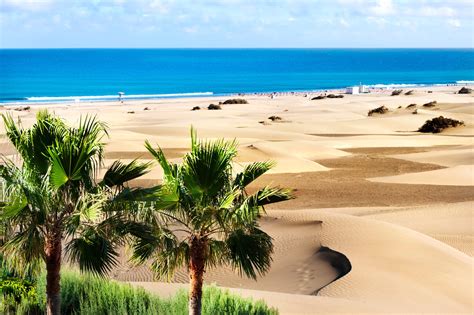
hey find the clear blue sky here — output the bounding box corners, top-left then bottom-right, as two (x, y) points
(1, 0), (473, 48)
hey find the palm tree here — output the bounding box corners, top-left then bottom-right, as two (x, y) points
(133, 128), (292, 315)
(0, 111), (152, 315)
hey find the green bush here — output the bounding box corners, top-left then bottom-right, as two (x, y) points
(1, 276), (41, 315)
(222, 99), (248, 104)
(418, 116), (464, 133)
(368, 105), (389, 116)
(3, 271), (278, 315)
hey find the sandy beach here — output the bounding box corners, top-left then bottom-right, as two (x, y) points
(1, 85), (473, 314)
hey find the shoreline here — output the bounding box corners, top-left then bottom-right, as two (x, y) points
(1, 82), (473, 107)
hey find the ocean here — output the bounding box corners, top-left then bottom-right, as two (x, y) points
(0, 49), (473, 104)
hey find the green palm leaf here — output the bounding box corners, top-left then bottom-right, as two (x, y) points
(226, 227), (273, 280)
(234, 161), (275, 188)
(65, 228), (119, 275)
(101, 160), (152, 188)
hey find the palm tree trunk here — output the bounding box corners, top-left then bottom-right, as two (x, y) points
(189, 237), (206, 315)
(45, 232), (62, 315)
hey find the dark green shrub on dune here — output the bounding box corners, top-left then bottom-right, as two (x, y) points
(223, 99), (248, 104)
(418, 116), (464, 133)
(423, 101), (437, 107)
(458, 87), (472, 94)
(391, 89), (403, 96)
(208, 104), (222, 110)
(368, 105), (389, 116)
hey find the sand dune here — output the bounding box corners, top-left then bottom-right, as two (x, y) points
(369, 164), (474, 186)
(390, 145), (474, 167)
(362, 201), (474, 256)
(132, 206), (474, 314)
(1, 86), (473, 314)
(316, 210), (473, 314)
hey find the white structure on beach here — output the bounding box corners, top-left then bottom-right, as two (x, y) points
(346, 85), (368, 94)
(346, 86), (359, 94)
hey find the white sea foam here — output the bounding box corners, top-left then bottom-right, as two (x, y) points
(25, 92), (213, 102)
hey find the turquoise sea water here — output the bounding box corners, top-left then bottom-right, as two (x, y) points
(0, 49), (473, 104)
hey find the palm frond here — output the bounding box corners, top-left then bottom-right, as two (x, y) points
(1, 225), (45, 274)
(65, 228), (119, 276)
(233, 161), (275, 189)
(132, 228), (188, 280)
(226, 227), (273, 280)
(206, 239), (227, 268)
(101, 160), (152, 188)
(247, 186), (293, 207)
(181, 136), (238, 205)
(149, 241), (189, 281)
(145, 140), (176, 181)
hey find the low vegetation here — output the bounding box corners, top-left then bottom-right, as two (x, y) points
(191, 106), (201, 111)
(268, 115), (282, 121)
(1, 271), (277, 315)
(406, 103), (416, 109)
(311, 95), (326, 100)
(458, 87), (472, 94)
(208, 104), (222, 110)
(423, 101), (437, 108)
(13, 106), (31, 112)
(222, 99), (248, 104)
(368, 105), (389, 116)
(327, 94), (344, 99)
(418, 116), (464, 133)
(391, 89), (403, 96)
(404, 90), (414, 95)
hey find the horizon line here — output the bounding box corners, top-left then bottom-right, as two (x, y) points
(1, 47), (473, 50)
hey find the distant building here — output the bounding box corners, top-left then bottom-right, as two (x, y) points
(359, 84), (368, 93)
(346, 86), (360, 94)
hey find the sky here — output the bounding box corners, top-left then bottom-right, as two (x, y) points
(0, 0), (473, 48)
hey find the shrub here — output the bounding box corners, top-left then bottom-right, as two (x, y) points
(1, 277), (41, 315)
(3, 271), (277, 315)
(458, 87), (472, 94)
(327, 94), (344, 99)
(311, 95), (326, 100)
(412, 109), (418, 115)
(14, 106), (30, 111)
(418, 116), (464, 133)
(423, 101), (437, 108)
(268, 116), (282, 121)
(191, 106), (201, 111)
(222, 99), (248, 104)
(208, 104), (222, 110)
(404, 90), (414, 95)
(368, 105), (389, 116)
(391, 89), (403, 96)
(1, 278), (37, 303)
(406, 103), (416, 109)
